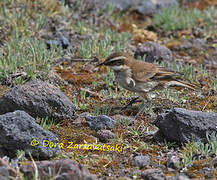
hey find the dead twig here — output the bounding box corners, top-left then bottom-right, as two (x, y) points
(61, 56), (99, 63)
(53, 56), (99, 66)
(80, 88), (103, 100)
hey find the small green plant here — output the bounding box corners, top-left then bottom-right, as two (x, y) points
(97, 3), (115, 17)
(139, 101), (153, 115)
(128, 128), (139, 137)
(180, 132), (217, 170)
(181, 152), (194, 171)
(154, 6), (216, 33)
(79, 103), (88, 111)
(93, 107), (101, 116)
(16, 150), (25, 160)
(165, 141), (178, 149)
(93, 106), (111, 115)
(206, 132), (217, 154)
(77, 154), (84, 162)
(182, 64), (195, 81)
(39, 117), (55, 130)
(210, 79), (217, 91)
(92, 80), (97, 89)
(77, 21), (86, 35)
(140, 142), (151, 150)
(77, 39), (93, 58)
(0, 36), (62, 81)
(122, 118), (130, 126)
(80, 89), (87, 100)
(78, 28), (130, 58)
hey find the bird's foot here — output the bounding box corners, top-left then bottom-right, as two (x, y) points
(134, 101), (151, 120)
(121, 96), (141, 111)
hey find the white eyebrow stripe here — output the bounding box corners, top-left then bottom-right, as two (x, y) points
(112, 65), (123, 71)
(109, 56), (127, 61)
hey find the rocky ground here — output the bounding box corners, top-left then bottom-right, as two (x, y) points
(0, 0), (216, 179)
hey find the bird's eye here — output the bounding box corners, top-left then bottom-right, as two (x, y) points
(109, 61), (119, 66)
(114, 60), (123, 66)
(107, 59), (123, 66)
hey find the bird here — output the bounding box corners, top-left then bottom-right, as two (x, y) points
(97, 52), (198, 118)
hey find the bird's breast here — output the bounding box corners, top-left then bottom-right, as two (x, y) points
(114, 71), (136, 91)
(114, 71), (159, 93)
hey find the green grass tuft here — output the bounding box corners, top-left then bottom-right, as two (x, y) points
(153, 6), (217, 34)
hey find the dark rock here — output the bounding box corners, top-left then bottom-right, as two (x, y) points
(141, 169), (165, 180)
(68, 0), (133, 12)
(0, 166), (9, 180)
(166, 152), (179, 169)
(101, 0), (178, 15)
(131, 155), (150, 168)
(46, 39), (59, 48)
(166, 174), (190, 180)
(153, 108), (217, 143)
(134, 0), (178, 16)
(153, 130), (166, 142)
(203, 47), (217, 70)
(0, 111), (60, 159)
(211, 157), (217, 168)
(198, 167), (213, 177)
(104, 0), (134, 11)
(46, 34), (72, 50)
(19, 159), (96, 180)
(0, 158), (17, 180)
(85, 115), (117, 130)
(0, 80), (76, 122)
(97, 130), (115, 142)
(134, 42), (173, 63)
(66, 0), (178, 17)
(64, 0), (177, 21)
(175, 38), (206, 51)
(73, 112), (91, 126)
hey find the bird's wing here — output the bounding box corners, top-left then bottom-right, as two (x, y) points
(132, 62), (181, 82)
(150, 67), (182, 80)
(131, 61), (158, 81)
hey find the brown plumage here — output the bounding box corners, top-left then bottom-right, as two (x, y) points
(97, 52), (199, 118)
(99, 52), (198, 91)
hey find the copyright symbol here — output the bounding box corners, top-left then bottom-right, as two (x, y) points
(31, 139), (39, 146)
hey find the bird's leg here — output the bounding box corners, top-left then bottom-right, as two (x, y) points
(134, 100), (151, 119)
(121, 96), (140, 111)
(134, 93), (152, 119)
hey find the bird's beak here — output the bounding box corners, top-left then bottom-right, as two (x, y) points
(96, 61), (105, 67)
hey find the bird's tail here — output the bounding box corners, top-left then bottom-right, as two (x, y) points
(175, 80), (200, 90)
(165, 80), (200, 90)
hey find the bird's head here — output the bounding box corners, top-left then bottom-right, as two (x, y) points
(97, 52), (129, 71)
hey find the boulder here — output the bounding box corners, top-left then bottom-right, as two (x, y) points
(0, 111), (60, 159)
(153, 108), (217, 143)
(0, 80), (76, 122)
